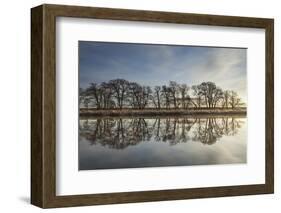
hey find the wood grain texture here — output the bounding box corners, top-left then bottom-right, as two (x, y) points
(31, 4), (274, 208)
(265, 20), (274, 193)
(31, 5), (43, 207)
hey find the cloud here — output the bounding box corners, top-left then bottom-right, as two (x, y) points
(79, 41), (247, 102)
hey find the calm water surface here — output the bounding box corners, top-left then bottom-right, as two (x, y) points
(79, 116), (247, 170)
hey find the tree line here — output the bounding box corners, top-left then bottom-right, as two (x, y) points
(80, 79), (245, 110)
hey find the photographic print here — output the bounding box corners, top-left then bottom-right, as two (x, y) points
(78, 41), (247, 170)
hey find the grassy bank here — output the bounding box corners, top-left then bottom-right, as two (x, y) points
(80, 107), (247, 117)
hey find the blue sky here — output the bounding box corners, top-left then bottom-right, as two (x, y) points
(79, 41), (247, 101)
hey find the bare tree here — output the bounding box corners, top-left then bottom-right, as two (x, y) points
(129, 82), (142, 108)
(161, 85), (171, 109)
(169, 81), (178, 108)
(129, 83), (152, 109)
(152, 86), (162, 109)
(197, 82), (216, 108)
(86, 83), (103, 109)
(100, 82), (114, 109)
(212, 87), (224, 108)
(222, 90), (230, 108)
(229, 91), (243, 109)
(108, 79), (130, 109)
(193, 82), (224, 108)
(191, 85), (204, 108)
(177, 84), (190, 109)
(81, 79), (245, 110)
(141, 86), (152, 109)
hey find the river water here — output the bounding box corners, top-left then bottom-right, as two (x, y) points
(79, 116), (247, 170)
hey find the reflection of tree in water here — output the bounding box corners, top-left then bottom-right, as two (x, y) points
(192, 118), (224, 145)
(79, 117), (245, 149)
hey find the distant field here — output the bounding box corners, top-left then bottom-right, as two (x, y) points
(79, 107), (247, 117)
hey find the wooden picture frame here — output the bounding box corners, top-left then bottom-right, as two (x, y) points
(31, 4), (274, 208)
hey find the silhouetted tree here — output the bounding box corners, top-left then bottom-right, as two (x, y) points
(191, 85), (204, 108)
(99, 82), (113, 109)
(222, 90), (230, 108)
(108, 79), (130, 109)
(86, 83), (103, 109)
(229, 90), (243, 109)
(169, 81), (178, 108)
(129, 83), (152, 109)
(213, 87), (224, 108)
(152, 86), (162, 109)
(198, 82), (216, 108)
(161, 85), (171, 109)
(178, 83), (190, 109)
(80, 79), (245, 110)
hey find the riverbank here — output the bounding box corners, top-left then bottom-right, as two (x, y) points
(80, 108), (247, 117)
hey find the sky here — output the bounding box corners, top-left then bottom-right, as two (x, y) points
(79, 41), (247, 102)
